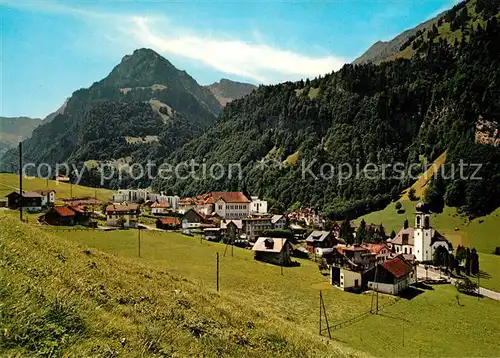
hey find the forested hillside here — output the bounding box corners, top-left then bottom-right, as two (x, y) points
(155, 4), (500, 219)
(0, 49), (221, 173)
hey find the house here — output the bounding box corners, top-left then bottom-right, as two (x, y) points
(362, 243), (392, 263)
(151, 201), (170, 215)
(105, 204), (140, 228)
(390, 202), (452, 262)
(34, 189), (56, 208)
(213, 192), (251, 219)
(336, 245), (376, 270)
(252, 237), (292, 265)
(55, 175), (70, 183)
(250, 196), (268, 215)
(203, 227), (222, 241)
(367, 256), (415, 295)
(5, 191), (43, 212)
(148, 194), (180, 211)
(332, 220), (358, 238)
(182, 208), (208, 234)
(221, 219), (243, 241)
(271, 215), (287, 230)
(156, 217), (180, 230)
(178, 195), (213, 215)
(242, 217), (273, 242)
(40, 206), (76, 226)
(287, 208), (325, 228)
(305, 231), (336, 253)
(70, 205), (92, 226)
(331, 266), (369, 292)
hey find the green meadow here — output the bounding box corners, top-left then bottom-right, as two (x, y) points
(4, 213), (493, 357)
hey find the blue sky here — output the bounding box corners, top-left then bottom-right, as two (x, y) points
(1, 0), (457, 118)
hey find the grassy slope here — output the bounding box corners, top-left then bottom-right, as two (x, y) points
(0, 173), (114, 202)
(383, 0), (488, 63)
(12, 214), (498, 357)
(1, 213), (360, 357)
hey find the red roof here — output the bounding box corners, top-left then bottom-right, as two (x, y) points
(53, 206), (75, 217)
(362, 243), (389, 254)
(158, 217), (180, 225)
(382, 257), (413, 279)
(151, 201), (170, 208)
(106, 204), (139, 213)
(212, 192), (250, 203)
(180, 192), (250, 205)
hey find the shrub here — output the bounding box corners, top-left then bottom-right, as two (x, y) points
(455, 277), (478, 296)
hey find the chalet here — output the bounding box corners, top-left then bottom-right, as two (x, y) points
(367, 256), (415, 295)
(391, 202), (452, 262)
(336, 245), (376, 270)
(252, 237), (292, 265)
(203, 227), (222, 241)
(70, 205), (91, 226)
(151, 201), (170, 215)
(156, 217), (180, 230)
(178, 195), (213, 215)
(221, 219), (243, 241)
(332, 220), (357, 238)
(40, 206), (76, 226)
(305, 231), (336, 253)
(105, 204), (140, 228)
(330, 245), (377, 292)
(5, 191), (43, 212)
(362, 243), (392, 263)
(34, 189), (56, 208)
(182, 208), (208, 234)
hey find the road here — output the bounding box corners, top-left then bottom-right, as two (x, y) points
(416, 265), (500, 301)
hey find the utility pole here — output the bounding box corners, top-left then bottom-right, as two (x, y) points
(19, 142), (23, 222)
(371, 263), (379, 314)
(138, 228), (141, 258)
(280, 237), (284, 275)
(216, 252), (220, 291)
(319, 291), (331, 339)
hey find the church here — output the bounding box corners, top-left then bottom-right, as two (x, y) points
(390, 201), (452, 262)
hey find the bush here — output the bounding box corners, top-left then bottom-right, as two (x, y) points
(455, 277), (478, 296)
(395, 202), (402, 210)
(494, 247), (500, 256)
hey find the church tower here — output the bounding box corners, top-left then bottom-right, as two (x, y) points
(414, 201), (433, 262)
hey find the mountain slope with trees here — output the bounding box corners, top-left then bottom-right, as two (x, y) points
(1, 49), (221, 175)
(155, 2), (500, 220)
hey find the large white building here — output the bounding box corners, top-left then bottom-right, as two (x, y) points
(214, 192), (251, 219)
(250, 196), (268, 215)
(391, 202), (452, 262)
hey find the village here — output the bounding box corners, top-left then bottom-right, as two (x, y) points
(3, 185), (466, 298)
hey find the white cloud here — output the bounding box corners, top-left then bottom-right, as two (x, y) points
(2, 0), (345, 84)
(130, 17), (345, 84)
